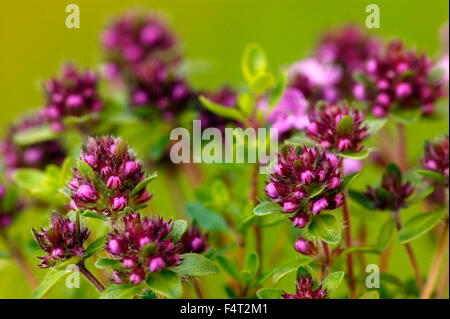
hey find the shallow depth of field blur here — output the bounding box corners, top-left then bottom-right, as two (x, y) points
(0, 0), (449, 299)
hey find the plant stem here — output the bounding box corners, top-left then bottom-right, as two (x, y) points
(321, 241), (331, 280)
(379, 242), (393, 273)
(421, 219), (449, 299)
(392, 210), (423, 292)
(77, 261), (105, 293)
(248, 163), (262, 274)
(436, 261), (449, 299)
(193, 280), (204, 299)
(342, 195), (356, 298)
(0, 231), (37, 289)
(397, 123), (409, 172)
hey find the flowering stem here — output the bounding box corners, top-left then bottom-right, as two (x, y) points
(249, 163), (262, 274)
(392, 210), (423, 292)
(193, 280), (204, 299)
(379, 242), (393, 272)
(342, 195), (356, 298)
(436, 261), (449, 299)
(421, 219), (449, 299)
(77, 261), (105, 293)
(0, 231), (37, 290)
(321, 241), (331, 280)
(397, 123), (409, 171)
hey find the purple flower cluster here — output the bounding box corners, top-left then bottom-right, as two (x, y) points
(41, 64), (104, 132)
(307, 103), (369, 153)
(105, 212), (180, 285)
(282, 274), (327, 299)
(32, 213), (90, 268)
(177, 225), (208, 254)
(364, 165), (414, 211)
(421, 135), (449, 187)
(0, 115), (66, 178)
(69, 137), (152, 217)
(354, 41), (446, 117)
(0, 184), (24, 229)
(102, 11), (177, 68)
(200, 86), (238, 132)
(265, 146), (344, 228)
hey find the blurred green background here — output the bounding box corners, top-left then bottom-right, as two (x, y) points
(0, 0), (448, 299)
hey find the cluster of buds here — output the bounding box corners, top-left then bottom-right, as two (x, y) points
(354, 41), (446, 117)
(69, 136), (152, 218)
(287, 58), (342, 104)
(41, 64), (103, 131)
(0, 115), (66, 178)
(105, 212), (180, 285)
(364, 164), (414, 211)
(200, 86), (238, 132)
(265, 146), (345, 228)
(101, 11), (177, 68)
(129, 59), (194, 122)
(306, 103), (369, 153)
(0, 184), (24, 229)
(32, 213), (90, 268)
(294, 237), (318, 256)
(421, 135), (449, 186)
(177, 225), (208, 254)
(282, 274), (327, 299)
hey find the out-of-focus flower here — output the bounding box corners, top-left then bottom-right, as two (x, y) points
(177, 225), (208, 254)
(265, 146), (344, 228)
(266, 88), (310, 136)
(421, 135), (449, 187)
(200, 86), (238, 132)
(306, 103), (369, 153)
(41, 64), (103, 131)
(282, 274), (327, 299)
(0, 115), (66, 178)
(69, 137), (152, 218)
(354, 41), (446, 117)
(294, 237), (318, 256)
(32, 212), (90, 268)
(364, 164), (414, 211)
(343, 158), (362, 176)
(288, 59), (342, 103)
(102, 11), (177, 69)
(129, 59), (194, 122)
(0, 184), (24, 229)
(316, 25), (380, 94)
(105, 212), (179, 285)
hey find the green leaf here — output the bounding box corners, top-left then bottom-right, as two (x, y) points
(339, 171), (361, 191)
(76, 160), (96, 181)
(340, 245), (379, 255)
(417, 170), (445, 184)
(210, 179), (231, 210)
(322, 271), (345, 296)
(256, 288), (283, 299)
(130, 173), (158, 196)
(268, 70), (287, 110)
(55, 256), (82, 270)
(398, 211), (444, 243)
(283, 132), (315, 148)
(236, 215), (257, 235)
(253, 268), (277, 287)
(365, 117), (388, 136)
(172, 253), (220, 276)
(250, 72), (276, 95)
(242, 251), (259, 282)
(376, 218), (397, 252)
(238, 93), (255, 116)
(13, 125), (57, 146)
(185, 202), (229, 232)
(146, 270), (182, 299)
(306, 214), (342, 244)
(359, 290), (380, 299)
(348, 190), (376, 209)
(337, 115), (354, 136)
(253, 202), (284, 216)
(99, 284), (143, 299)
(31, 268), (69, 299)
(81, 210), (107, 221)
(407, 186), (435, 205)
(13, 169), (47, 191)
(199, 96), (247, 123)
(84, 236), (107, 259)
(241, 43), (268, 83)
(168, 220), (188, 242)
(1, 185), (18, 211)
(272, 256), (313, 285)
(386, 163), (402, 178)
(215, 255), (242, 282)
(95, 258), (122, 269)
(340, 148), (371, 160)
(391, 107), (421, 125)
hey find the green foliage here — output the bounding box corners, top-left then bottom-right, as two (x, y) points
(99, 284), (143, 299)
(31, 268), (69, 299)
(322, 271), (345, 297)
(169, 220), (188, 242)
(376, 218), (397, 252)
(256, 288), (283, 299)
(146, 270), (182, 299)
(304, 214), (342, 244)
(253, 202), (284, 216)
(185, 202), (229, 232)
(172, 253), (220, 276)
(398, 210), (445, 243)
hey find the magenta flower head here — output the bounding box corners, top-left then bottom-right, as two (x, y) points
(355, 41), (446, 117)
(177, 225), (208, 254)
(41, 64), (103, 131)
(294, 237), (318, 256)
(0, 114), (66, 178)
(421, 135), (449, 187)
(105, 212), (179, 285)
(102, 11), (177, 68)
(69, 136), (153, 218)
(282, 274), (327, 299)
(129, 59), (194, 122)
(265, 145), (345, 228)
(364, 164), (415, 211)
(200, 86), (238, 132)
(32, 212), (90, 268)
(0, 184), (24, 229)
(306, 103), (369, 153)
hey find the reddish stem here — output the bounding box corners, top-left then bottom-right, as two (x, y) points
(77, 261), (105, 293)
(397, 124), (409, 172)
(342, 195), (356, 298)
